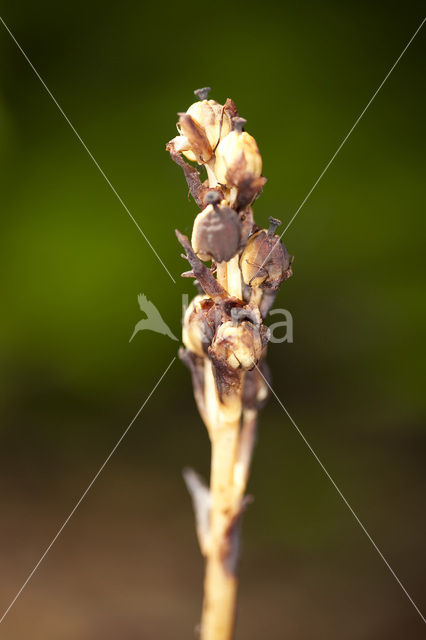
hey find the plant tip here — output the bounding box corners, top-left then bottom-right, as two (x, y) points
(205, 190), (222, 206)
(268, 217), (281, 235)
(194, 87), (211, 101)
(232, 117), (247, 132)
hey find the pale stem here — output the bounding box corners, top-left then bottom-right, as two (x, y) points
(216, 261), (228, 291)
(250, 286), (263, 308)
(200, 159), (246, 640)
(233, 408), (258, 504)
(201, 550), (238, 640)
(226, 255), (242, 300)
(202, 388), (241, 640)
(206, 161), (218, 188)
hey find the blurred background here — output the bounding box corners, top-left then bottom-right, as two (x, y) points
(0, 1), (425, 638)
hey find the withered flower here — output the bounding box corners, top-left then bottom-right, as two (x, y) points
(240, 217), (292, 290)
(210, 320), (265, 370)
(191, 191), (241, 263)
(183, 295), (216, 357)
(178, 87), (232, 164)
(214, 117), (262, 187)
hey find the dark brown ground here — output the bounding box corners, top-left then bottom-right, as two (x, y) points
(0, 445), (424, 640)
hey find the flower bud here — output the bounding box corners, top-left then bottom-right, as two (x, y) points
(214, 118), (262, 187)
(180, 89), (232, 164)
(240, 217), (292, 290)
(182, 295), (215, 357)
(191, 192), (241, 262)
(211, 320), (263, 370)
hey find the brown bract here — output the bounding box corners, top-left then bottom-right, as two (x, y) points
(166, 141), (204, 208)
(178, 113), (213, 163)
(207, 347), (244, 405)
(176, 230), (228, 301)
(234, 175), (267, 211)
(178, 347), (209, 429)
(223, 98), (239, 121)
(242, 361), (271, 410)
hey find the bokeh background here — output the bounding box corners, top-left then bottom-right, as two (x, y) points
(0, 1), (425, 638)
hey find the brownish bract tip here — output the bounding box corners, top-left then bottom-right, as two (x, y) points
(178, 113), (213, 163)
(175, 230), (227, 301)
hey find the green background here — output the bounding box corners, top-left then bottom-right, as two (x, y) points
(0, 1), (425, 638)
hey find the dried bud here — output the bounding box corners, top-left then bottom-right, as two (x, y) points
(191, 193), (241, 262)
(214, 121), (262, 187)
(183, 295), (216, 357)
(179, 92), (232, 164)
(211, 320), (264, 370)
(240, 217), (292, 290)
